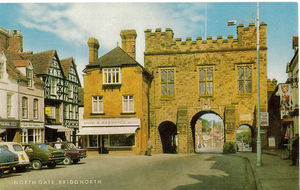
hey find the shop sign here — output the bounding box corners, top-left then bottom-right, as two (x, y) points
(0, 120), (19, 128)
(20, 122), (44, 129)
(260, 112), (269, 126)
(45, 107), (52, 115)
(83, 118), (140, 127)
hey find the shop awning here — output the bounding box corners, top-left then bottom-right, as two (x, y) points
(45, 125), (73, 132)
(77, 126), (139, 135)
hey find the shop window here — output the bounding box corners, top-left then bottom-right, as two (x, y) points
(109, 134), (135, 147)
(161, 69), (174, 96)
(238, 66), (252, 93)
(21, 128), (42, 143)
(123, 95), (134, 113)
(103, 68), (121, 85)
(88, 135), (99, 148)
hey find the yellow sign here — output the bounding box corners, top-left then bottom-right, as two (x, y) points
(45, 107), (52, 115)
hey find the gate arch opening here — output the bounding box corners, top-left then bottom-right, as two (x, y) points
(236, 125), (253, 152)
(191, 111), (224, 153)
(158, 121), (177, 153)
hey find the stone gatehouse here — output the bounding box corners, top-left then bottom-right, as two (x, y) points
(144, 23), (268, 153)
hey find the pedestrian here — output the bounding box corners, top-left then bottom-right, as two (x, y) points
(291, 134), (299, 166)
(147, 139), (153, 156)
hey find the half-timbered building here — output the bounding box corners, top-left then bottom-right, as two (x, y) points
(61, 57), (81, 144)
(23, 50), (73, 142)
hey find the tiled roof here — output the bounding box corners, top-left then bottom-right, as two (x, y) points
(88, 46), (138, 67)
(21, 49), (56, 75)
(60, 57), (73, 76)
(12, 59), (30, 67)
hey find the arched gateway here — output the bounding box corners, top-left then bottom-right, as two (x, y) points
(145, 24), (268, 154)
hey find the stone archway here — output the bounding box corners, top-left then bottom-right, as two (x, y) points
(236, 124), (253, 152)
(158, 121), (177, 153)
(190, 111), (225, 153)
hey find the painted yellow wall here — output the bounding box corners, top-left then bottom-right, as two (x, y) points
(83, 65), (149, 154)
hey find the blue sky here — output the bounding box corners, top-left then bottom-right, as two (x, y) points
(0, 2), (298, 85)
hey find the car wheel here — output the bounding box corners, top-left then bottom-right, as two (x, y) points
(73, 159), (79, 164)
(47, 162), (56, 169)
(63, 157), (72, 165)
(31, 160), (42, 170)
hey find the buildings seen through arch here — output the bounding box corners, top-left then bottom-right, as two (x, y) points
(193, 113), (224, 153)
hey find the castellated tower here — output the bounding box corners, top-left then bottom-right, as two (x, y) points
(120, 30), (137, 59)
(87, 37), (99, 64)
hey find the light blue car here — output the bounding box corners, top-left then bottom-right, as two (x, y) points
(0, 145), (18, 177)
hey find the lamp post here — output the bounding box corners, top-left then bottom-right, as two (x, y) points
(227, 2), (261, 166)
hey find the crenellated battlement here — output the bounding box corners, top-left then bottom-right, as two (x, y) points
(144, 23), (267, 55)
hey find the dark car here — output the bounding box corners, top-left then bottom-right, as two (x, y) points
(23, 144), (65, 170)
(48, 142), (87, 165)
(0, 145), (18, 177)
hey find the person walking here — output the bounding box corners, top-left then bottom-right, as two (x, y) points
(291, 134), (299, 166)
(147, 139), (153, 156)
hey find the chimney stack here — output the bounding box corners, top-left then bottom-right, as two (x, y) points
(120, 30), (137, 59)
(87, 37), (99, 64)
(8, 30), (23, 52)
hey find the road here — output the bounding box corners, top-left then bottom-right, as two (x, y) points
(0, 153), (256, 190)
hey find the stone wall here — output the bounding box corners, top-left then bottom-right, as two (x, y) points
(145, 23), (268, 153)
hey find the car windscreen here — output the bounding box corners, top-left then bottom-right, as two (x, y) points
(0, 146), (10, 153)
(13, 144), (23, 151)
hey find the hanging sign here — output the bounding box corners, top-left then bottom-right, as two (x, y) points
(260, 112), (269, 126)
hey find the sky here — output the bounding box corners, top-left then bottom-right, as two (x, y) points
(0, 2), (298, 85)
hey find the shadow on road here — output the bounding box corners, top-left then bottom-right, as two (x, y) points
(174, 155), (256, 190)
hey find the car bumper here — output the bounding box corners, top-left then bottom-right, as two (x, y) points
(0, 161), (19, 169)
(49, 157), (65, 163)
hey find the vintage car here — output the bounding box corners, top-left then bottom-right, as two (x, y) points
(23, 144), (65, 170)
(0, 142), (30, 171)
(0, 145), (18, 177)
(48, 142), (87, 165)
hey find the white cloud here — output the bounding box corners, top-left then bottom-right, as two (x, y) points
(19, 3), (208, 65)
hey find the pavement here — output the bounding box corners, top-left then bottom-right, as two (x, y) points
(234, 149), (299, 190)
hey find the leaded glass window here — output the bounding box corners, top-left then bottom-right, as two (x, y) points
(199, 67), (213, 95)
(161, 69), (174, 96)
(238, 66), (252, 93)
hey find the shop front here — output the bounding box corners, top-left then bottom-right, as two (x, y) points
(78, 118), (140, 154)
(45, 125), (73, 142)
(20, 122), (44, 144)
(0, 119), (20, 142)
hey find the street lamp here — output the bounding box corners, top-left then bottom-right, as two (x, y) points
(227, 3), (262, 166)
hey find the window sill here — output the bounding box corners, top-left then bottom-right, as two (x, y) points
(238, 93), (252, 97)
(103, 83), (122, 87)
(199, 95), (214, 98)
(121, 112), (136, 115)
(91, 112), (105, 115)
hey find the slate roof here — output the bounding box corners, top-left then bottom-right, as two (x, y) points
(21, 49), (57, 75)
(85, 46), (152, 78)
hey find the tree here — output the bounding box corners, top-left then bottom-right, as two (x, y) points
(200, 118), (211, 133)
(236, 130), (251, 144)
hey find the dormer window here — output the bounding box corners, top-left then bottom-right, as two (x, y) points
(103, 68), (121, 85)
(26, 68), (33, 87)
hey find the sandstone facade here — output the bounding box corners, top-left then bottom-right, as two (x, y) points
(144, 23), (268, 153)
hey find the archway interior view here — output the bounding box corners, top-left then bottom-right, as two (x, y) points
(158, 121), (177, 153)
(193, 113), (224, 153)
(236, 125), (252, 152)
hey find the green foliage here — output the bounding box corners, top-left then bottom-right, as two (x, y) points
(236, 130), (251, 144)
(200, 118), (211, 133)
(223, 142), (237, 154)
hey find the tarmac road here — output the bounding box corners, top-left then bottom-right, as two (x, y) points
(0, 153), (256, 190)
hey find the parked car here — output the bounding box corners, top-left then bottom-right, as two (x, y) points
(0, 145), (18, 177)
(48, 142), (87, 165)
(22, 144), (65, 170)
(0, 142), (30, 171)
